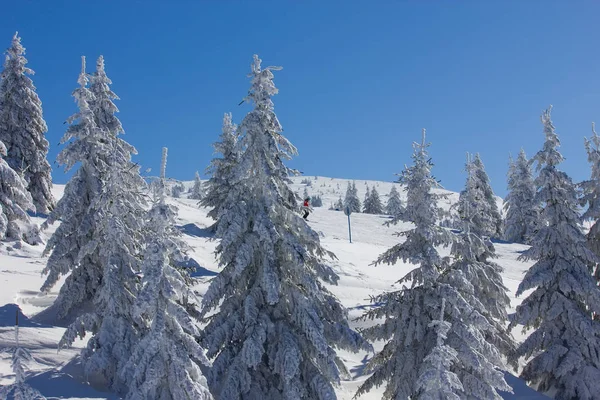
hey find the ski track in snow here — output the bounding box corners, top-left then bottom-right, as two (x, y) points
(0, 178), (549, 399)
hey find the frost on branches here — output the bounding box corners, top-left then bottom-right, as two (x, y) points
(121, 167), (212, 400)
(503, 149), (538, 244)
(457, 154), (502, 239)
(41, 56), (145, 328)
(581, 123), (600, 269)
(509, 107), (600, 400)
(199, 55), (369, 399)
(356, 130), (453, 399)
(202, 112), (239, 230)
(344, 181), (361, 213)
(40, 57), (105, 319)
(0, 32), (54, 214)
(50, 57), (147, 392)
(0, 140), (36, 242)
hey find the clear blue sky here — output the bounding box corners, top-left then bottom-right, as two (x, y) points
(3, 1), (599, 197)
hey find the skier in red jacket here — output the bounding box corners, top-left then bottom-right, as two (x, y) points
(302, 197), (311, 220)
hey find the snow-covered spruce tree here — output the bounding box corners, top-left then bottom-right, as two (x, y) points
(202, 112), (239, 230)
(355, 130), (454, 399)
(50, 59), (146, 392)
(509, 107), (600, 400)
(503, 149), (538, 244)
(0, 32), (54, 215)
(385, 185), (402, 217)
(416, 298), (462, 400)
(439, 170), (514, 397)
(40, 56), (146, 367)
(457, 154), (503, 238)
(364, 186), (384, 214)
(200, 55), (370, 399)
(0, 140), (36, 242)
(190, 170), (203, 200)
(121, 156), (212, 400)
(344, 181), (361, 213)
(459, 153), (512, 323)
(581, 123), (600, 267)
(40, 57), (104, 317)
(39, 58), (108, 319)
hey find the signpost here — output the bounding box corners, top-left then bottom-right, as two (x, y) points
(344, 206), (352, 243)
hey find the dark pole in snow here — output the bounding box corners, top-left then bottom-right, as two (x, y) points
(345, 206), (352, 243)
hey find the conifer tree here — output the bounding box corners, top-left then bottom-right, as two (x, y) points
(457, 154), (503, 238)
(364, 186), (384, 214)
(509, 107), (600, 400)
(385, 186), (402, 217)
(0, 140), (36, 242)
(0, 32), (54, 214)
(202, 113), (239, 229)
(53, 59), (146, 391)
(42, 53), (146, 354)
(357, 135), (512, 399)
(356, 130), (454, 399)
(199, 55), (369, 399)
(344, 181), (361, 213)
(121, 152), (212, 400)
(581, 123), (600, 266)
(190, 171), (203, 200)
(503, 149), (538, 244)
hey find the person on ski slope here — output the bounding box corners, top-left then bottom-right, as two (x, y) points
(302, 197), (312, 220)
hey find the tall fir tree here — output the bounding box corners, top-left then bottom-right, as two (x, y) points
(121, 152), (212, 400)
(0, 140), (36, 242)
(40, 57), (103, 316)
(344, 181), (361, 213)
(356, 130), (454, 399)
(199, 55), (369, 399)
(190, 170), (203, 200)
(581, 122), (600, 271)
(202, 112), (239, 230)
(41, 54), (147, 344)
(51, 56), (147, 392)
(357, 134), (512, 399)
(0, 32), (54, 214)
(457, 154), (503, 238)
(503, 149), (538, 244)
(509, 107), (600, 400)
(385, 185), (402, 217)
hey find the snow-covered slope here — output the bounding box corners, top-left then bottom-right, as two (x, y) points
(0, 178), (547, 399)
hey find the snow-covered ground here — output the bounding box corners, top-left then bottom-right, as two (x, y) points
(0, 177), (548, 399)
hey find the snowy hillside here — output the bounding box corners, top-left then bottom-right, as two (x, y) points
(0, 177), (548, 399)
